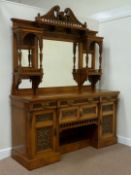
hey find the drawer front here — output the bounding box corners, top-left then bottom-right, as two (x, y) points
(36, 111), (54, 123)
(34, 109), (56, 128)
(31, 101), (57, 111)
(30, 97), (99, 111)
(59, 107), (79, 124)
(59, 97), (99, 107)
(59, 105), (98, 124)
(80, 104), (98, 120)
(101, 96), (117, 103)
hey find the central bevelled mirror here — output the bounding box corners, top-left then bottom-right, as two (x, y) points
(40, 40), (77, 87)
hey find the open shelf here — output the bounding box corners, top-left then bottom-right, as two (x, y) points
(60, 124), (97, 146)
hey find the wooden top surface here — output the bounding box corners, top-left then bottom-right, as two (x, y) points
(10, 89), (119, 103)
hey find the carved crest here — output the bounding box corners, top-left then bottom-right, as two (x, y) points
(35, 5), (87, 30)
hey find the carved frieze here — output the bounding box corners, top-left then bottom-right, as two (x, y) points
(35, 5), (87, 30)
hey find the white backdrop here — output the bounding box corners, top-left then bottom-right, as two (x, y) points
(0, 0), (45, 153)
(100, 17), (131, 144)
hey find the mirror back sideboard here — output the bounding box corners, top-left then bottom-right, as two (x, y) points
(10, 5), (119, 170)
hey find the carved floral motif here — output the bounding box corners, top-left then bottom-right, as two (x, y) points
(35, 5), (87, 29)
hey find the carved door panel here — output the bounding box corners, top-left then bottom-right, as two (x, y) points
(100, 102), (115, 139)
(32, 109), (57, 155)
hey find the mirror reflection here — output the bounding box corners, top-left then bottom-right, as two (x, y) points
(21, 49), (32, 67)
(40, 40), (77, 87)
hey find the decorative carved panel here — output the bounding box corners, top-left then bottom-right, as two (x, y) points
(36, 127), (53, 151)
(102, 115), (113, 135)
(35, 5), (87, 30)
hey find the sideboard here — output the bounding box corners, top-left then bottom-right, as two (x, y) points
(11, 88), (119, 169)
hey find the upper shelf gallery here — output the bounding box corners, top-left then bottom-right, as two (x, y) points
(11, 5), (103, 95)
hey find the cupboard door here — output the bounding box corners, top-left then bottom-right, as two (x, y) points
(33, 110), (57, 154)
(100, 102), (116, 141)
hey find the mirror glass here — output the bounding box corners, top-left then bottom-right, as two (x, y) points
(95, 43), (99, 70)
(40, 40), (77, 87)
(21, 49), (30, 67)
(83, 53), (92, 68)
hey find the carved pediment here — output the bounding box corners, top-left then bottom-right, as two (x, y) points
(35, 5), (87, 30)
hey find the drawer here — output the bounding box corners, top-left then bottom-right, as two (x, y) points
(101, 96), (117, 102)
(34, 109), (56, 127)
(59, 97), (99, 107)
(59, 107), (79, 124)
(31, 101), (57, 111)
(80, 104), (98, 120)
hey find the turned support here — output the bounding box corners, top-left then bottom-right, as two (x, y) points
(73, 42), (77, 70)
(99, 42), (103, 72)
(39, 38), (43, 69)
